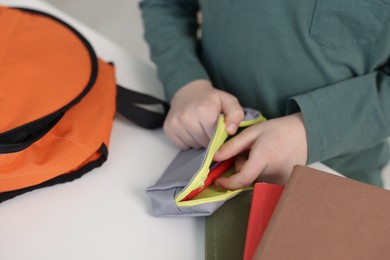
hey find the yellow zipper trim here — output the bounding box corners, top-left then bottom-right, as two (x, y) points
(239, 115), (266, 127)
(176, 186), (253, 207)
(175, 114), (266, 204)
(175, 115), (228, 202)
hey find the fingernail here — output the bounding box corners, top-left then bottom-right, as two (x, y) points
(227, 124), (237, 134)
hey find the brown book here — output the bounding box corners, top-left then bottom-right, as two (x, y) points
(254, 165), (390, 260)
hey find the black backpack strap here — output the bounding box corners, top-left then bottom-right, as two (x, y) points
(116, 85), (170, 129)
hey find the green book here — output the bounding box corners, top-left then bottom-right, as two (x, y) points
(205, 192), (253, 260)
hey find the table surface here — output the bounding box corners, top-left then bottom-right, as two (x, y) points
(0, 1), (340, 259)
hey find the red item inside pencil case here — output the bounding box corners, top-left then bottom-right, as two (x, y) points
(181, 157), (235, 201)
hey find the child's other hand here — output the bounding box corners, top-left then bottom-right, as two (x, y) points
(164, 79), (244, 149)
(213, 113), (308, 188)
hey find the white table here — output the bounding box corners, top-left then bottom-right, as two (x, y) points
(0, 1), (204, 259)
(0, 1), (340, 259)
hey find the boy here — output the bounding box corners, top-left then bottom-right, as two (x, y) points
(140, 0), (390, 188)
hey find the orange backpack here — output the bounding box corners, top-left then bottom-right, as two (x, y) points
(0, 7), (168, 202)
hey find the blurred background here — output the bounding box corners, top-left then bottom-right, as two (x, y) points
(44, 0), (150, 64)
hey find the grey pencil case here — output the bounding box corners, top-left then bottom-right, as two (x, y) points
(146, 108), (266, 217)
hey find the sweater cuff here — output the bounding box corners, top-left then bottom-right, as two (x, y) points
(287, 93), (325, 164)
(163, 67), (210, 101)
(286, 72), (390, 165)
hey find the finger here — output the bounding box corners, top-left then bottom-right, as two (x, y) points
(177, 117), (213, 148)
(190, 121), (212, 148)
(220, 95), (244, 135)
(216, 149), (267, 190)
(200, 117), (218, 140)
(169, 134), (190, 150)
(165, 121), (203, 149)
(213, 126), (259, 161)
(163, 118), (189, 149)
(234, 152), (248, 173)
(179, 129), (204, 149)
(164, 114), (210, 149)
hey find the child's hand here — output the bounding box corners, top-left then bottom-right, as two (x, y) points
(213, 113), (308, 188)
(164, 80), (244, 149)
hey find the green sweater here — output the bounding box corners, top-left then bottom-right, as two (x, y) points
(140, 0), (390, 186)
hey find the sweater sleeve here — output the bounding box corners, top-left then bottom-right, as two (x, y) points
(139, 0), (210, 101)
(288, 63), (390, 164)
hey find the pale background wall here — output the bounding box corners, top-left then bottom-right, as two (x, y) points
(43, 0), (390, 189)
(44, 0), (150, 63)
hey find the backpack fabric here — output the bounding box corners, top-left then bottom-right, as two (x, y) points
(0, 7), (168, 202)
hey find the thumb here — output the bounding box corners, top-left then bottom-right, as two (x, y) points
(219, 94), (244, 135)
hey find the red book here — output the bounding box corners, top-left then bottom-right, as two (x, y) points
(243, 183), (284, 260)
